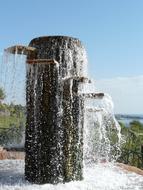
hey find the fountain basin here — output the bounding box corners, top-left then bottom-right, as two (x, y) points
(0, 159), (143, 190)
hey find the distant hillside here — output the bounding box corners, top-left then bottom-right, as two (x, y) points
(116, 114), (143, 120)
(115, 114), (143, 126)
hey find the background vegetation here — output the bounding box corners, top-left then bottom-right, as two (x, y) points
(0, 87), (143, 169)
(0, 87), (25, 146)
(118, 120), (143, 169)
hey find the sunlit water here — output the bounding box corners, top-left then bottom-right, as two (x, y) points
(0, 160), (143, 190)
(83, 94), (122, 165)
(0, 49), (143, 189)
(0, 51), (26, 105)
(0, 90), (143, 189)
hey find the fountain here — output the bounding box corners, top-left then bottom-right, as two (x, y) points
(4, 36), (105, 184)
(0, 36), (143, 189)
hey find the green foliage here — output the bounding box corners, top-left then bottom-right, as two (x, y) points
(0, 122), (25, 145)
(9, 103), (26, 117)
(0, 87), (6, 101)
(0, 115), (22, 129)
(118, 120), (143, 169)
(0, 101), (25, 146)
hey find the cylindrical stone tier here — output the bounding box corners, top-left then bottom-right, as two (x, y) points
(25, 59), (64, 184)
(28, 36), (88, 78)
(25, 36), (88, 184)
(62, 78), (84, 182)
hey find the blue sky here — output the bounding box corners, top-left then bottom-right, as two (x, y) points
(0, 0), (143, 114)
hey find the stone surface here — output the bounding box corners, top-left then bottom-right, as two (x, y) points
(0, 147), (7, 160)
(25, 36), (87, 184)
(0, 147), (25, 160)
(62, 78), (84, 181)
(25, 60), (62, 184)
(6, 151), (25, 160)
(117, 163), (143, 176)
(5, 45), (37, 58)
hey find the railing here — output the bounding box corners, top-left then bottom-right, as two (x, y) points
(0, 124), (24, 146)
(118, 148), (143, 169)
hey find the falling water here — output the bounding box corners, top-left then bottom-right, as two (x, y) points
(1, 68), (142, 190)
(83, 93), (122, 165)
(0, 50), (26, 106)
(0, 36), (143, 189)
(0, 51), (26, 148)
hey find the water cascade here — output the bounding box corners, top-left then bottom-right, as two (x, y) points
(0, 50), (26, 148)
(1, 36), (143, 189)
(5, 36), (95, 184)
(83, 93), (122, 165)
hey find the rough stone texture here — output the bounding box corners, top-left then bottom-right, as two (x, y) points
(25, 36), (87, 184)
(28, 36), (87, 78)
(62, 78), (84, 182)
(25, 60), (63, 184)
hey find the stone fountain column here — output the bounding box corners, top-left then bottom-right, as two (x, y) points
(25, 36), (88, 184)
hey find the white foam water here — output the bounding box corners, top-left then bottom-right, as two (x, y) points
(0, 52), (26, 148)
(0, 46), (143, 189)
(0, 160), (143, 190)
(0, 51), (26, 105)
(0, 82), (143, 190)
(80, 79), (122, 165)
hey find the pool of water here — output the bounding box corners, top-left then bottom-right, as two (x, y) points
(0, 160), (143, 190)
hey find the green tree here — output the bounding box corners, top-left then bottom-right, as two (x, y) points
(0, 87), (6, 102)
(118, 120), (143, 169)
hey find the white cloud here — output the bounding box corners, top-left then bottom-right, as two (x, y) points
(94, 75), (143, 114)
